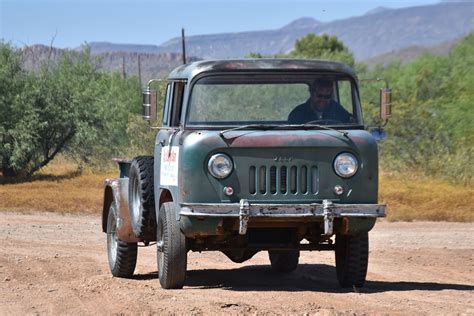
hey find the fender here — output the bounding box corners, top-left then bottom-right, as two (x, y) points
(156, 188), (174, 218)
(102, 178), (139, 243)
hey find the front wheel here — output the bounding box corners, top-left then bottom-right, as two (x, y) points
(106, 203), (137, 278)
(157, 202), (187, 289)
(335, 232), (369, 288)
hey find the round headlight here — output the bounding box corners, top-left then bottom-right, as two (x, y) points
(208, 153), (233, 179)
(334, 153), (358, 178)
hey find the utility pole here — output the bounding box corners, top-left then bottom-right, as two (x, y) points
(181, 28), (186, 65)
(122, 56), (126, 80)
(138, 55), (142, 88)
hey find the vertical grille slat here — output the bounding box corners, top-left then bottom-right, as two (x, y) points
(311, 166), (319, 194)
(270, 166), (277, 194)
(280, 166), (287, 194)
(300, 166), (308, 194)
(249, 166), (256, 194)
(259, 166), (266, 194)
(249, 164), (318, 195)
(290, 166), (297, 194)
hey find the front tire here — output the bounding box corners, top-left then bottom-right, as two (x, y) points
(106, 203), (137, 278)
(268, 250), (300, 273)
(157, 202), (187, 289)
(335, 232), (369, 288)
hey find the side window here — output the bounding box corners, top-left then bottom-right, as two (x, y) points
(162, 83), (172, 126)
(170, 82), (186, 127)
(337, 80), (352, 113)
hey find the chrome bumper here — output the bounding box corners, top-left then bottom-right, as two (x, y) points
(180, 199), (385, 236)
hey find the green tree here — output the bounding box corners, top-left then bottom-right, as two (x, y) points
(358, 32), (474, 184)
(0, 45), (104, 176)
(290, 33), (355, 66)
(0, 43), (29, 176)
(246, 34), (355, 66)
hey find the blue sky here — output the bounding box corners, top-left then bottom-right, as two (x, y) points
(1, 0), (443, 48)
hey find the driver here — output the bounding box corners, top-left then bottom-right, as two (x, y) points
(288, 79), (351, 124)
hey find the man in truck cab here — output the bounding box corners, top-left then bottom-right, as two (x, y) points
(288, 79), (352, 124)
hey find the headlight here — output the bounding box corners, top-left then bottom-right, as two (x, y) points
(208, 153), (233, 179)
(334, 153), (358, 178)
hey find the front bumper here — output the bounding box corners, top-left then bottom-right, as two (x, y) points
(180, 199), (385, 236)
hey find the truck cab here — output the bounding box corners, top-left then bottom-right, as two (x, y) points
(102, 59), (390, 289)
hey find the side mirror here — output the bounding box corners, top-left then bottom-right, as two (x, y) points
(369, 126), (386, 141)
(142, 89), (157, 121)
(380, 88), (392, 120)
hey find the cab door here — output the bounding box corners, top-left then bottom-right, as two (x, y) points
(155, 80), (186, 207)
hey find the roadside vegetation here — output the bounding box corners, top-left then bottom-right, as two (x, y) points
(1, 158), (472, 222)
(0, 33), (472, 221)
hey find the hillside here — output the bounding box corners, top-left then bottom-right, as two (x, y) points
(86, 2), (473, 61)
(364, 38), (460, 68)
(20, 44), (198, 83)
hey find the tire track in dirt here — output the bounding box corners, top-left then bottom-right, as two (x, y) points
(1, 212), (473, 315)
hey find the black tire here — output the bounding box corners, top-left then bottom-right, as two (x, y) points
(128, 156), (155, 240)
(106, 203), (138, 278)
(268, 250), (300, 273)
(335, 232), (369, 288)
(157, 202), (187, 289)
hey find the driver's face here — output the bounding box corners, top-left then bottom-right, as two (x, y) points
(310, 86), (332, 110)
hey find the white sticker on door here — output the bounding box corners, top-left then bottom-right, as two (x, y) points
(160, 146), (179, 186)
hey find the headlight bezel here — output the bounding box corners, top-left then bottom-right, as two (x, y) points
(333, 152), (359, 178)
(208, 153), (234, 179)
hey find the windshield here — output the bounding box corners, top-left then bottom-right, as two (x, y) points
(186, 74), (362, 127)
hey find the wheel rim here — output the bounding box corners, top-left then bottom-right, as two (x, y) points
(107, 215), (118, 265)
(131, 176), (141, 223)
(157, 219), (165, 270)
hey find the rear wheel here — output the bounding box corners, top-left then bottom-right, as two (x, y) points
(157, 202), (187, 289)
(268, 250), (300, 273)
(335, 232), (369, 288)
(128, 156), (155, 240)
(106, 203), (137, 278)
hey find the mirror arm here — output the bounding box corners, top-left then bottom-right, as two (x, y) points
(147, 78), (164, 90)
(142, 78), (166, 128)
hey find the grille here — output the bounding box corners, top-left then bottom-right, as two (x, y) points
(249, 165), (319, 195)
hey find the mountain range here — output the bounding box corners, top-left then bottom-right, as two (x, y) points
(85, 2), (473, 61)
(18, 2), (474, 83)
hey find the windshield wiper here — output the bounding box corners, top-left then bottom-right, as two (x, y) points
(219, 123), (349, 138)
(219, 124), (278, 137)
(283, 123), (349, 138)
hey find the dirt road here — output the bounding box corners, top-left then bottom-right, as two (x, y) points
(0, 212), (473, 315)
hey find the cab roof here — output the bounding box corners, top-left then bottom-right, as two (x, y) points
(168, 59), (357, 81)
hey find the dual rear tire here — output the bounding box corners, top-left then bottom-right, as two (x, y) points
(106, 203), (138, 278)
(268, 250), (300, 273)
(267, 233), (369, 289)
(106, 199), (188, 289)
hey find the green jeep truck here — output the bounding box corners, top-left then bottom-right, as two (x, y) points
(102, 59), (389, 289)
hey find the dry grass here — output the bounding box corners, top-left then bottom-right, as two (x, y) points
(0, 161), (472, 221)
(0, 160), (115, 214)
(380, 172), (474, 222)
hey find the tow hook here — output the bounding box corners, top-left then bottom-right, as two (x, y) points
(239, 199), (250, 235)
(323, 199), (335, 236)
